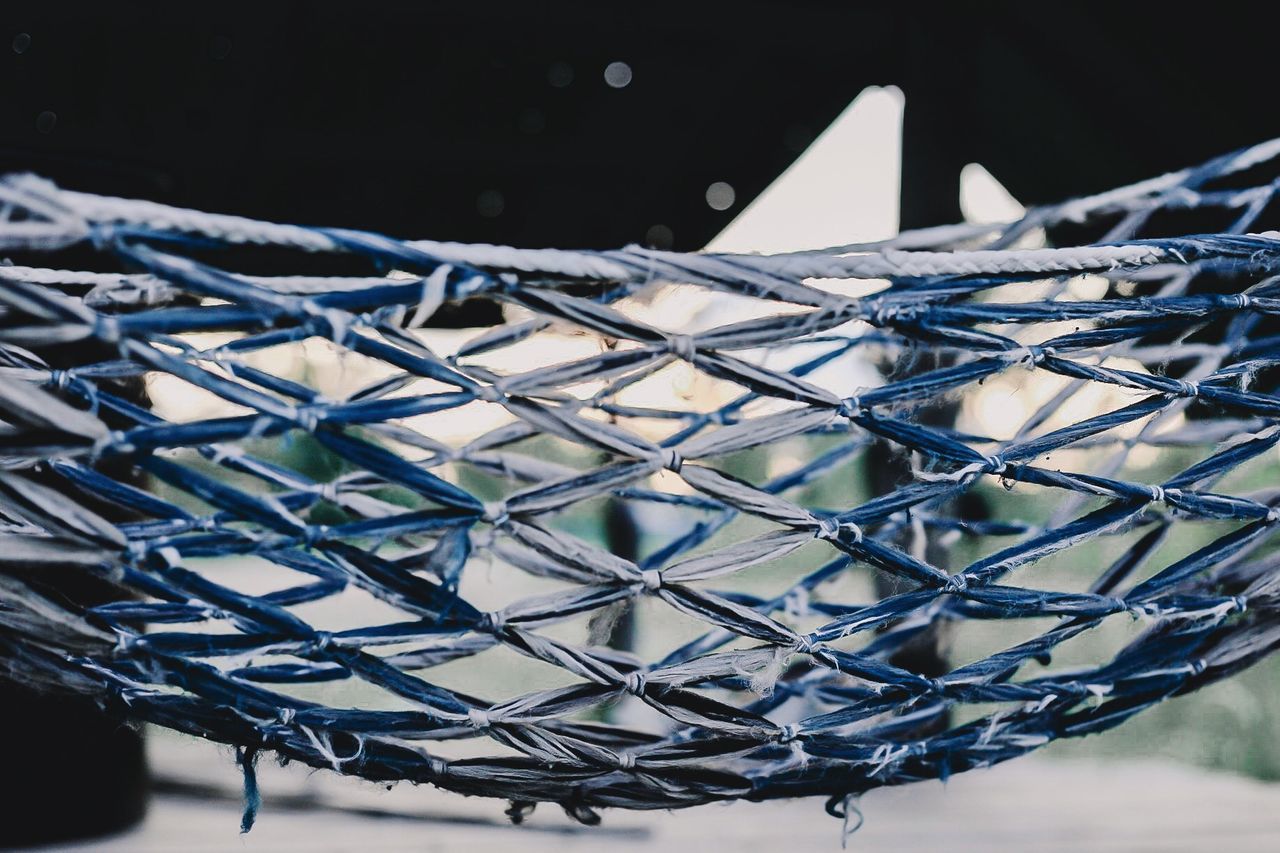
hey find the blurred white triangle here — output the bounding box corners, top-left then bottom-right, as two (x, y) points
(960, 161), (1026, 224)
(675, 86), (903, 400)
(705, 85), (904, 254)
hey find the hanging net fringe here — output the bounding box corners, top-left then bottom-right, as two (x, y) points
(2, 139), (1280, 823)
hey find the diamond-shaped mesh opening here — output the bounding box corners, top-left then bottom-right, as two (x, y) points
(1, 142), (1280, 819)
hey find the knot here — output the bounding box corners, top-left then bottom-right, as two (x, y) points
(984, 455), (1006, 474)
(113, 632), (139, 655)
(945, 573), (969, 594)
(662, 448), (683, 473)
(1176, 379), (1200, 397)
(427, 757), (449, 777)
(666, 334), (697, 361)
(474, 383), (504, 404)
(87, 221), (118, 250)
(482, 501), (509, 527)
(838, 396), (864, 418)
(1128, 601), (1161, 619)
(313, 307), (352, 346)
(640, 569), (663, 592)
(867, 742), (911, 777)
(615, 752), (636, 771)
(778, 723), (801, 744)
(94, 315), (121, 343)
(467, 708), (493, 728)
(866, 300), (892, 326)
(304, 524), (330, 547)
(1014, 344), (1049, 367)
(1187, 658), (1207, 676)
(1235, 293), (1253, 310)
(481, 611), (507, 633)
(208, 443), (245, 465)
(294, 407), (321, 432)
(815, 517), (863, 544)
(1233, 595), (1249, 614)
(240, 416), (272, 444)
(318, 481), (340, 503)
(277, 707), (297, 725)
(92, 428), (133, 459)
(1268, 507), (1280, 524)
(407, 266), (450, 327)
(623, 670), (648, 695)
(1147, 484), (1166, 504)
(48, 369), (72, 390)
(312, 631), (334, 651)
(125, 539), (149, 565)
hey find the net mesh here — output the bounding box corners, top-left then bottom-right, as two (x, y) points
(2, 141), (1280, 824)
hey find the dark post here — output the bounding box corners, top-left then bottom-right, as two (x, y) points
(866, 80), (974, 692)
(2, 342), (151, 846)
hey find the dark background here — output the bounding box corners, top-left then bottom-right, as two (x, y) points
(4, 2), (1279, 250)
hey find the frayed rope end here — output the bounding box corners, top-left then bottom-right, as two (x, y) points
(236, 745), (262, 834)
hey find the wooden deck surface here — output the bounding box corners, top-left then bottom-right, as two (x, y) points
(36, 734), (1280, 851)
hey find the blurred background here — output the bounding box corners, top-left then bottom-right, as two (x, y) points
(4, 2), (1280, 847)
(132, 82), (1280, 785)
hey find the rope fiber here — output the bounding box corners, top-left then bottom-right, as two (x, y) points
(3, 140), (1280, 827)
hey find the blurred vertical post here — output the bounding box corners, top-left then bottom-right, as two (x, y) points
(3, 340), (150, 847)
(603, 499), (640, 652)
(867, 87), (975, 688)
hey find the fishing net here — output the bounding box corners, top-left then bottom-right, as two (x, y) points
(2, 140), (1280, 826)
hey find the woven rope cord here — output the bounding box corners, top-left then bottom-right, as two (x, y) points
(2, 139), (1280, 824)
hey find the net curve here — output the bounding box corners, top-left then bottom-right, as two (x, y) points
(2, 140), (1280, 826)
